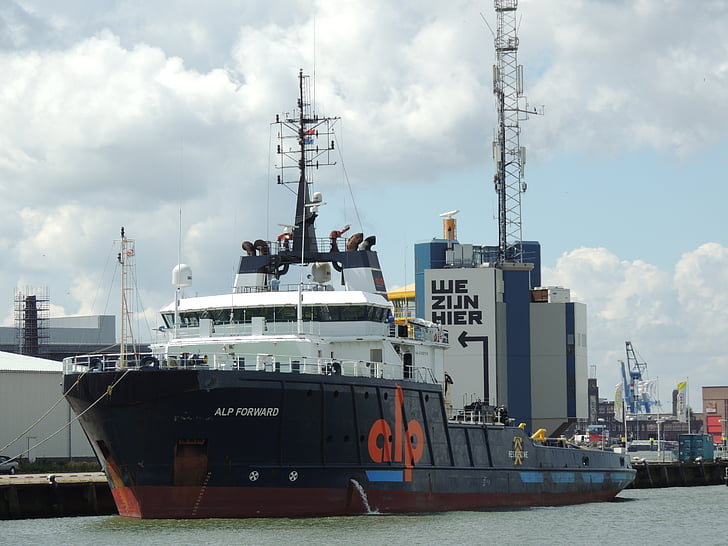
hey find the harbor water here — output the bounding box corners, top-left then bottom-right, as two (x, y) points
(3, 485), (727, 545)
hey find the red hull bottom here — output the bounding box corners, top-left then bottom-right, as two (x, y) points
(111, 485), (624, 519)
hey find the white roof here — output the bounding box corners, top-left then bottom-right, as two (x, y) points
(160, 290), (389, 313)
(0, 351), (62, 373)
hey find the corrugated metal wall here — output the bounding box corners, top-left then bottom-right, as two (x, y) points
(0, 370), (94, 460)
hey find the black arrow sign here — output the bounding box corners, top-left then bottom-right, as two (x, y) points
(457, 331), (489, 405)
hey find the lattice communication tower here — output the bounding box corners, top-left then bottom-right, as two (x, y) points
(492, 0), (539, 264)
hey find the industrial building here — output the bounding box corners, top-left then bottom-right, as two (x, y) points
(0, 351), (94, 461)
(0, 288), (116, 360)
(703, 386), (728, 445)
(402, 8), (586, 437)
(0, 308), (117, 461)
(413, 218), (586, 436)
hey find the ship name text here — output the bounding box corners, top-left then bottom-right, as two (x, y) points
(214, 407), (280, 417)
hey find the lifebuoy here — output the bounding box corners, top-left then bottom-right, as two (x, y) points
(331, 361), (342, 375)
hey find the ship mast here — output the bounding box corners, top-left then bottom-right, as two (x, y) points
(276, 69), (339, 255)
(275, 70), (339, 333)
(235, 71), (386, 297)
(117, 227), (137, 366)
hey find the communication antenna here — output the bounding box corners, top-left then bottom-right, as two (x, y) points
(492, 0), (541, 265)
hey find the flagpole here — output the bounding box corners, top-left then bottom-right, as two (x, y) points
(687, 377), (691, 434)
(623, 397), (627, 449)
(657, 376), (661, 462)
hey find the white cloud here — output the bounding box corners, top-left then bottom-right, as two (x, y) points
(675, 243), (728, 338)
(543, 244), (728, 410)
(0, 1), (726, 409)
(521, 0), (728, 159)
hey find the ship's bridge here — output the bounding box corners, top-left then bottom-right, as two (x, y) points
(159, 290), (393, 338)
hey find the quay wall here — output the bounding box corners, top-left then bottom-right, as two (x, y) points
(0, 474), (116, 519)
(629, 460), (727, 488)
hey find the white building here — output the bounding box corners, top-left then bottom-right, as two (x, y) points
(0, 351), (94, 461)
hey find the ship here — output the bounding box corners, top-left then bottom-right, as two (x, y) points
(62, 71), (635, 519)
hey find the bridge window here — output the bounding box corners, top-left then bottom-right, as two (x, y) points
(168, 304), (389, 326)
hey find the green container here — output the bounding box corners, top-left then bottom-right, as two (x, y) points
(678, 433), (715, 462)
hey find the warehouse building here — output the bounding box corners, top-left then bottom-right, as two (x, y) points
(0, 351), (94, 461)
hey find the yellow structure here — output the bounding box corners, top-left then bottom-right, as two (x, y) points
(387, 283), (416, 321)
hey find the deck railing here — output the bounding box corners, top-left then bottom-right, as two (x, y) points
(63, 351), (439, 385)
(154, 319), (448, 345)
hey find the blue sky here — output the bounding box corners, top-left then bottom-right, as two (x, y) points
(1, 0), (727, 410)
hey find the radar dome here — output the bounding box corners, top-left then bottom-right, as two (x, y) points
(311, 262), (331, 284)
(172, 264), (193, 287)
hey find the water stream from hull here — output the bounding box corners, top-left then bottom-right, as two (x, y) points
(349, 479), (377, 514)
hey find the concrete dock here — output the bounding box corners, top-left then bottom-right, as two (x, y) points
(0, 472), (116, 519)
(628, 460), (728, 488)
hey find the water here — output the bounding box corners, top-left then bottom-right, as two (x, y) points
(4, 486), (727, 545)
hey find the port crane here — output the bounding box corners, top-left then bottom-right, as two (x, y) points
(619, 341), (657, 414)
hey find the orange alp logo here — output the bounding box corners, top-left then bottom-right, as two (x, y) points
(367, 385), (425, 481)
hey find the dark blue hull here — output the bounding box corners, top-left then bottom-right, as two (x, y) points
(63, 369), (635, 518)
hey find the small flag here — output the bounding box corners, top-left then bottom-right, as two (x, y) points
(304, 129), (316, 135)
(614, 383), (623, 422)
(676, 380), (688, 422)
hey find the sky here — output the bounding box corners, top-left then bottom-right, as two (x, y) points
(1, 0), (727, 410)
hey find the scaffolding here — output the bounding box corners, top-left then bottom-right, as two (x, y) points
(14, 287), (50, 357)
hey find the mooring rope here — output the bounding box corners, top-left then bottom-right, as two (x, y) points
(0, 369), (90, 454)
(5, 367), (132, 464)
